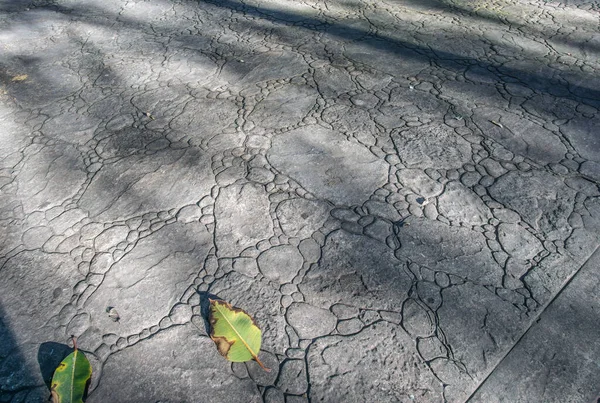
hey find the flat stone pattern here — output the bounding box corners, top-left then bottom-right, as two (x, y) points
(268, 125), (388, 206)
(0, 0), (599, 402)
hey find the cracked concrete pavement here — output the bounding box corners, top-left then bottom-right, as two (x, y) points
(1, 0), (599, 401)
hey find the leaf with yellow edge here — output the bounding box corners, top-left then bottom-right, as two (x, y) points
(209, 299), (270, 371)
(50, 337), (92, 403)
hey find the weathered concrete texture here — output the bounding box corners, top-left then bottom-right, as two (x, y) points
(16, 143), (87, 215)
(435, 282), (525, 401)
(83, 221), (212, 344)
(268, 125), (388, 206)
(469, 247), (600, 403)
(488, 170), (576, 240)
(214, 183), (273, 257)
(258, 244), (303, 284)
(1, 0), (599, 402)
(275, 198), (330, 239)
(393, 124), (473, 169)
(472, 107), (567, 165)
(249, 84), (317, 130)
(80, 148), (215, 220)
(396, 218), (503, 284)
(437, 181), (492, 226)
(307, 322), (444, 402)
(89, 324), (263, 403)
(301, 230), (413, 311)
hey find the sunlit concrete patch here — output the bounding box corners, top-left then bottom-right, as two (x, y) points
(169, 90), (240, 147)
(16, 143), (87, 215)
(0, 8), (72, 57)
(396, 169), (444, 198)
(248, 84), (317, 130)
(257, 244), (303, 284)
(388, 85), (450, 118)
(219, 50), (309, 90)
(214, 183), (273, 257)
(561, 116), (600, 162)
(488, 170), (576, 240)
(88, 324), (262, 403)
(0, 109), (33, 169)
(79, 147), (214, 221)
(307, 322), (443, 402)
(244, 0), (321, 22)
(473, 107), (567, 164)
(275, 198), (330, 239)
(268, 125), (388, 206)
(322, 104), (381, 147)
(83, 221), (212, 342)
(437, 181), (492, 226)
(392, 123), (472, 169)
(313, 66), (356, 98)
(497, 223), (543, 261)
(286, 302), (336, 339)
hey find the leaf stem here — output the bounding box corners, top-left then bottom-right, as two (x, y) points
(254, 356), (271, 372)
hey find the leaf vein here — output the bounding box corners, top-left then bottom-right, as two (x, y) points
(214, 303), (258, 359)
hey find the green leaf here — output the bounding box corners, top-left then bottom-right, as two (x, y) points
(209, 299), (270, 371)
(50, 338), (92, 403)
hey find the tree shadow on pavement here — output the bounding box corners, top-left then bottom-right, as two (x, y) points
(0, 0), (599, 402)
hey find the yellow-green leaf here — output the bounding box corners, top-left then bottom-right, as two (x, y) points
(11, 74), (27, 82)
(209, 299), (269, 371)
(50, 338), (92, 403)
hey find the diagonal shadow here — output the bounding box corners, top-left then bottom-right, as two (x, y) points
(2, 0), (595, 113)
(193, 0), (600, 103)
(0, 1), (598, 402)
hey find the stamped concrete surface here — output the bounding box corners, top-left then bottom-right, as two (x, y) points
(469, 247), (600, 403)
(0, 0), (599, 402)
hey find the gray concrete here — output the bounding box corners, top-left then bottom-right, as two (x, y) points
(0, 0), (598, 402)
(469, 246), (600, 403)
